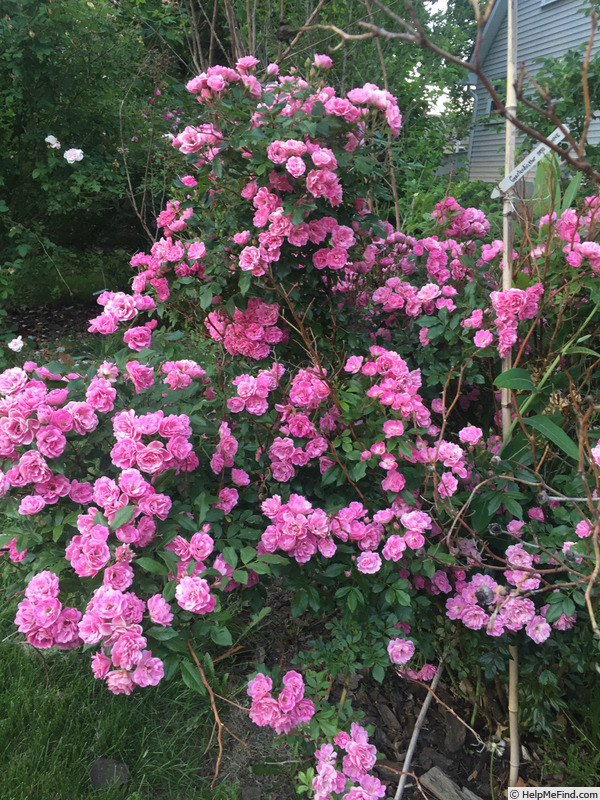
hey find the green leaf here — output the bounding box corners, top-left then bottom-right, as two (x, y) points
(238, 270), (252, 296)
(494, 368), (536, 392)
(136, 557), (169, 577)
(210, 626), (233, 646)
(93, 511), (109, 528)
(372, 664), (385, 683)
(565, 346), (600, 358)
(222, 547), (238, 569)
(545, 603), (565, 625)
(561, 170), (583, 214)
(257, 553), (288, 565)
(395, 590), (412, 606)
(538, 669), (557, 686)
(180, 660), (206, 695)
(240, 546), (256, 565)
(522, 415), (580, 460)
(351, 461), (368, 481)
(147, 626), (179, 641)
(163, 580), (177, 602)
(152, 468), (176, 493)
(499, 432), (530, 462)
(291, 590), (309, 618)
(547, 592), (568, 604)
(503, 496), (524, 518)
(232, 569), (249, 584)
(109, 505), (135, 530)
(246, 561), (271, 575)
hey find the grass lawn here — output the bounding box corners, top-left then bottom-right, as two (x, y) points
(0, 563), (242, 800)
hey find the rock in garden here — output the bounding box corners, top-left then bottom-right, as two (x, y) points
(90, 758), (129, 789)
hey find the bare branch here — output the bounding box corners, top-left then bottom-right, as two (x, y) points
(280, 0), (329, 61)
(306, 1), (600, 185)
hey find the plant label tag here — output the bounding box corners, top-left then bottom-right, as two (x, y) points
(491, 125), (569, 198)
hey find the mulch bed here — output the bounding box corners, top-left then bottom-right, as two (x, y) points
(6, 302), (97, 353)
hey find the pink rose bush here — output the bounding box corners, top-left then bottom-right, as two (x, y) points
(312, 724), (385, 800)
(1, 56), (599, 782)
(247, 670), (315, 734)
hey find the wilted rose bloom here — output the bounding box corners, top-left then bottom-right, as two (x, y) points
(45, 134), (61, 149)
(63, 148), (84, 164)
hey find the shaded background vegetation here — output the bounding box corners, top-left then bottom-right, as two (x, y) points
(0, 0), (476, 309)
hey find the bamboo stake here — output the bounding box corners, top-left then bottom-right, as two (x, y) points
(394, 664), (444, 800)
(502, 0), (520, 788)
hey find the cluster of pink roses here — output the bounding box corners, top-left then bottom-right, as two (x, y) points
(431, 196), (490, 239)
(541, 195), (600, 274)
(186, 60), (261, 103)
(88, 290), (156, 336)
(259, 495), (387, 565)
(110, 408), (197, 475)
(161, 359), (211, 393)
(268, 429), (329, 482)
(205, 299), (284, 360)
(155, 199), (194, 234)
(166, 525), (258, 594)
(312, 723), (385, 800)
(445, 564), (576, 643)
(210, 421), (238, 475)
(345, 347), (429, 420)
(0, 370), (106, 519)
(15, 571), (81, 650)
(228, 364), (285, 415)
(171, 123), (223, 158)
(247, 671), (315, 734)
(260, 493), (333, 563)
(489, 285), (545, 358)
(81, 580), (164, 695)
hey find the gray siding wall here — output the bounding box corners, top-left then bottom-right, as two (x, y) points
(469, 0), (600, 183)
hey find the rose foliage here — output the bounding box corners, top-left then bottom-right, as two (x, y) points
(2, 57), (600, 792)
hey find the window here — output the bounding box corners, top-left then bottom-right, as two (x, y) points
(485, 82), (505, 124)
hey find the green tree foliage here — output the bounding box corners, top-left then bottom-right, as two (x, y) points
(0, 0), (183, 302)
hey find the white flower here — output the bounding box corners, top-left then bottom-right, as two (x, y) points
(63, 148), (84, 164)
(45, 134), (61, 149)
(8, 336), (24, 352)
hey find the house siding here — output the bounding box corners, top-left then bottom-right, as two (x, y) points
(469, 0), (600, 183)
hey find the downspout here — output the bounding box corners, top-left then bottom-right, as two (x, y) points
(466, 85), (478, 181)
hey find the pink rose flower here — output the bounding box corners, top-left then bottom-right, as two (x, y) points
(175, 576), (216, 614)
(313, 54), (333, 69)
(356, 551), (382, 574)
(387, 638), (415, 665)
(474, 329), (493, 348)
